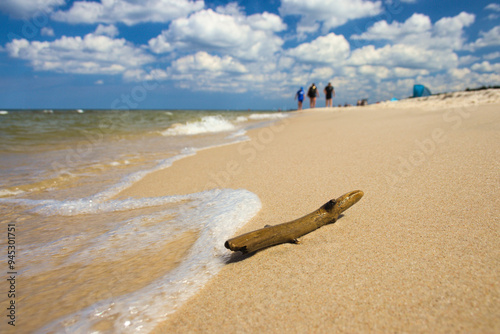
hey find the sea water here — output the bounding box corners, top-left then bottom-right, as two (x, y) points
(0, 109), (289, 333)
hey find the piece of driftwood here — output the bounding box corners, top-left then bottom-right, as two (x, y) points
(225, 190), (364, 254)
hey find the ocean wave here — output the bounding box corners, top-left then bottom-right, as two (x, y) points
(235, 116), (248, 122)
(17, 188), (261, 334)
(1, 143), (261, 333)
(248, 112), (288, 120)
(226, 129), (248, 140)
(0, 188), (24, 197)
(161, 115), (236, 136)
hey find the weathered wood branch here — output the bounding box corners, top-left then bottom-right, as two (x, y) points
(225, 190), (364, 254)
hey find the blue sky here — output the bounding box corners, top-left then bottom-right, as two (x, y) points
(0, 0), (499, 110)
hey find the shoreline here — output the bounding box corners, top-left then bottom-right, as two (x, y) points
(0, 109), (291, 333)
(116, 90), (500, 333)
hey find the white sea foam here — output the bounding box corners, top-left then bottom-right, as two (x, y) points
(30, 188), (261, 334)
(0, 188), (24, 197)
(109, 159), (130, 167)
(226, 129), (248, 140)
(0, 147), (196, 210)
(248, 112), (288, 120)
(90, 147), (196, 202)
(2, 147), (262, 333)
(162, 115), (236, 136)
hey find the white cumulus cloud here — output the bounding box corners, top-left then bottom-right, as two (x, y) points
(422, 68), (500, 93)
(52, 0), (204, 25)
(348, 44), (457, 71)
(483, 51), (500, 60)
(485, 4), (500, 20)
(166, 52), (252, 92)
(279, 0), (383, 36)
(432, 12), (475, 49)
(148, 5), (285, 61)
(123, 68), (168, 82)
(467, 26), (500, 50)
(170, 51), (247, 74)
(342, 11), (475, 87)
(351, 13), (432, 41)
(94, 24), (119, 38)
(6, 29), (154, 75)
(485, 3), (500, 12)
(471, 61), (500, 73)
(286, 33), (350, 64)
(0, 0), (64, 18)
(352, 12), (475, 50)
(41, 27), (55, 37)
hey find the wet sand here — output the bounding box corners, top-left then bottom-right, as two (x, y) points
(118, 90), (499, 333)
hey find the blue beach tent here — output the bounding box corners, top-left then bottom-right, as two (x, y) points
(413, 84), (432, 97)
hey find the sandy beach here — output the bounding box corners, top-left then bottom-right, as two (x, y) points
(115, 90), (500, 333)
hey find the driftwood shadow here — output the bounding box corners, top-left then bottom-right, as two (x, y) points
(225, 250), (256, 264)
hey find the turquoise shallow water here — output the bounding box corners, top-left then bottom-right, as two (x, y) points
(0, 108), (288, 333)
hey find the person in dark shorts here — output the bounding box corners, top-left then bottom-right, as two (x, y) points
(295, 87), (305, 110)
(307, 83), (319, 108)
(324, 82), (335, 107)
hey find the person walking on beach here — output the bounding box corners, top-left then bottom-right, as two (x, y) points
(324, 82), (335, 107)
(307, 83), (319, 108)
(295, 87), (305, 110)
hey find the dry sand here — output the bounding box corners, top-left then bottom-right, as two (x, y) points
(118, 89), (500, 333)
